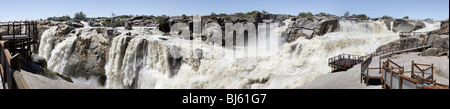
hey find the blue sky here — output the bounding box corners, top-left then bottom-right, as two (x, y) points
(0, 0), (448, 22)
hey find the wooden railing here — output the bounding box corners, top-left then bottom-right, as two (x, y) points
(0, 21), (38, 40)
(0, 41), (29, 89)
(411, 60), (433, 80)
(399, 32), (428, 37)
(369, 40), (433, 59)
(328, 54), (365, 65)
(381, 58), (448, 89)
(360, 54), (384, 85)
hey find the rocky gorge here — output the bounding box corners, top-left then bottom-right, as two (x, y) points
(3, 11), (447, 88)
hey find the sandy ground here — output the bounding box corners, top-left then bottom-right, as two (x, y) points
(297, 52), (449, 89)
(21, 70), (99, 89)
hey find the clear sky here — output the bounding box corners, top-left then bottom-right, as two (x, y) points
(0, 0), (448, 22)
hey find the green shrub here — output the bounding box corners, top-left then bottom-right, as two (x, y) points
(74, 11), (86, 20)
(298, 12), (313, 18)
(403, 16), (409, 19)
(381, 15), (393, 19)
(156, 15), (168, 24)
(224, 16), (231, 20)
(357, 14), (368, 19)
(43, 68), (58, 79)
(235, 13), (244, 16)
(219, 13), (227, 16)
(262, 10), (268, 14)
(210, 12), (217, 17)
(344, 11), (350, 18)
(47, 15), (71, 21)
(246, 11), (260, 15)
(424, 18), (433, 22)
(115, 15), (133, 19)
(102, 20), (125, 27)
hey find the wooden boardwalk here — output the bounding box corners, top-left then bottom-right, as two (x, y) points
(328, 54), (365, 71)
(380, 59), (448, 89)
(360, 55), (382, 86)
(399, 32), (428, 38)
(0, 21), (35, 89)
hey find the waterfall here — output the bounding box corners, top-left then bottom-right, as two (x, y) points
(38, 26), (58, 60)
(104, 20), (399, 89)
(47, 35), (77, 75)
(415, 21), (441, 32)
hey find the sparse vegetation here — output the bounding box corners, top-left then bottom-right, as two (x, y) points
(156, 15), (168, 24)
(74, 11), (86, 20)
(47, 15), (71, 21)
(219, 13), (227, 16)
(246, 10), (260, 15)
(357, 14), (368, 19)
(102, 20), (125, 27)
(298, 12), (314, 20)
(235, 12), (244, 16)
(210, 12), (217, 17)
(298, 12), (313, 18)
(424, 18), (434, 22)
(224, 16), (231, 20)
(42, 68), (58, 79)
(262, 10), (268, 14)
(344, 11), (350, 18)
(381, 15), (393, 19)
(403, 16), (409, 19)
(115, 15), (134, 19)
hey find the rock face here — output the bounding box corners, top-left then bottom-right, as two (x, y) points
(430, 36), (449, 56)
(40, 24), (112, 85)
(393, 19), (425, 32)
(31, 54), (47, 69)
(376, 37), (423, 51)
(56, 23), (74, 36)
(70, 20), (84, 28)
(422, 48), (438, 56)
(440, 20), (449, 34)
(124, 21), (133, 30)
(282, 16), (338, 42)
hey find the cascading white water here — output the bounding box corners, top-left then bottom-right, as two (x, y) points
(415, 21), (441, 32)
(47, 35), (77, 75)
(38, 26), (58, 60)
(105, 20), (400, 89)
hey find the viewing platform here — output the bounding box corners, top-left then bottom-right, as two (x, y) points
(0, 21), (36, 89)
(328, 54), (365, 72)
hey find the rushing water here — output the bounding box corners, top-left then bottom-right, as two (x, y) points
(103, 20), (400, 89)
(39, 19), (442, 89)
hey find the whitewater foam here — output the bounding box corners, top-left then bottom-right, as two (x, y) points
(104, 20), (399, 89)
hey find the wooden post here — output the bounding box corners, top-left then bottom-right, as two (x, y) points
(360, 74), (362, 83)
(12, 22), (15, 39)
(19, 22), (22, 35)
(390, 66), (393, 88)
(7, 23), (10, 35)
(366, 66), (369, 86)
(431, 64), (434, 80)
(411, 60), (414, 76)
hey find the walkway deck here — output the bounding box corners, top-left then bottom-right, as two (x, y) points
(0, 21), (36, 89)
(328, 54), (365, 71)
